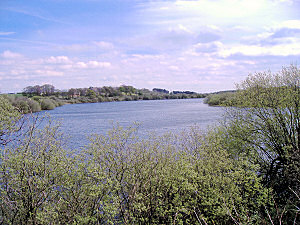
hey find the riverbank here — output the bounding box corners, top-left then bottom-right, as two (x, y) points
(1, 85), (207, 114)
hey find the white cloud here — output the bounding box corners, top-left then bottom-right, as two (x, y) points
(36, 70), (64, 77)
(93, 41), (114, 50)
(275, 0), (293, 4)
(87, 61), (111, 68)
(46, 56), (72, 64)
(277, 20), (300, 29)
(141, 0), (275, 25)
(1, 50), (22, 59)
(76, 62), (87, 68)
(193, 41), (223, 53)
(75, 61), (111, 69)
(139, 0), (294, 35)
(0, 32), (15, 36)
(168, 65), (179, 71)
(123, 24), (221, 54)
(240, 19), (300, 48)
(174, 0), (267, 18)
(219, 41), (300, 57)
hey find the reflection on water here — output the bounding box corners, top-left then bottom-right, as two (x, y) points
(38, 98), (225, 149)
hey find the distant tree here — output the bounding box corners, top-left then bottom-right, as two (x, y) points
(86, 89), (97, 98)
(33, 85), (42, 95)
(101, 86), (117, 97)
(119, 85), (136, 95)
(23, 86), (35, 96)
(79, 88), (88, 96)
(153, 88), (169, 94)
(41, 84), (55, 96)
(172, 91), (196, 95)
(68, 88), (77, 98)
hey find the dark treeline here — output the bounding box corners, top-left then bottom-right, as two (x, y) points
(2, 85), (207, 113)
(0, 65), (299, 224)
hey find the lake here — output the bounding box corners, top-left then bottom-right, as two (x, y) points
(41, 98), (225, 149)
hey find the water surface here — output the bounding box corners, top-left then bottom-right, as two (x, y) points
(41, 98), (225, 149)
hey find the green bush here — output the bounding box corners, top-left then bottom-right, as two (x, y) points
(142, 95), (150, 100)
(204, 92), (236, 106)
(0, 119), (272, 224)
(223, 65), (300, 223)
(27, 99), (41, 112)
(56, 100), (65, 107)
(14, 99), (30, 113)
(40, 98), (56, 110)
(97, 96), (104, 102)
(0, 96), (21, 145)
(32, 95), (42, 102)
(124, 96), (133, 101)
(83, 125), (270, 224)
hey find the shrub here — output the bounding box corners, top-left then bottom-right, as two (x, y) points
(14, 99), (30, 113)
(0, 116), (273, 224)
(84, 125), (270, 224)
(142, 95), (150, 100)
(223, 65), (300, 223)
(0, 120), (69, 224)
(27, 99), (41, 112)
(32, 96), (42, 102)
(0, 96), (21, 145)
(97, 96), (104, 102)
(204, 92), (235, 106)
(40, 98), (56, 110)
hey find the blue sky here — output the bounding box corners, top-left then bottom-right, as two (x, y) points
(0, 0), (300, 93)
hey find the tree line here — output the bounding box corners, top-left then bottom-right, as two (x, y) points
(22, 84), (204, 99)
(1, 85), (206, 114)
(0, 64), (299, 224)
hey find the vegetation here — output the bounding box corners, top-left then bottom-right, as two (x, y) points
(0, 118), (270, 224)
(0, 64), (299, 224)
(204, 91), (236, 106)
(0, 96), (22, 145)
(223, 65), (300, 223)
(1, 85), (207, 114)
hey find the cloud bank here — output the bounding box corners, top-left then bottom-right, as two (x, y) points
(0, 0), (299, 93)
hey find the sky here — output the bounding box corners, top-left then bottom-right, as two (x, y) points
(0, 0), (300, 93)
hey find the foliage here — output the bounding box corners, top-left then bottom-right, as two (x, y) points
(0, 115), (271, 224)
(84, 125), (269, 224)
(9, 84), (206, 114)
(0, 96), (22, 146)
(3, 95), (41, 113)
(26, 98), (41, 112)
(204, 91), (236, 106)
(0, 121), (68, 224)
(40, 98), (56, 110)
(23, 84), (55, 96)
(223, 64), (300, 222)
(3, 65), (298, 224)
